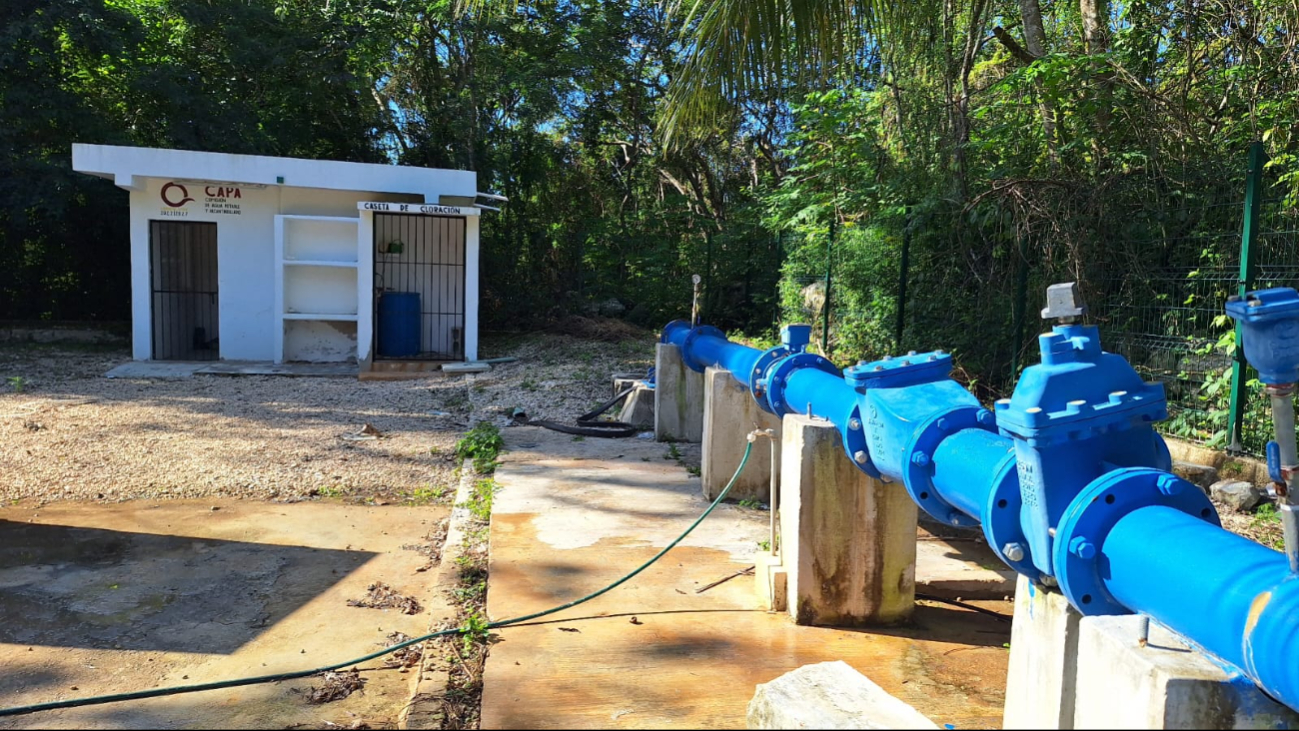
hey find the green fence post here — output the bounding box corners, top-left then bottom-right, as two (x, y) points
(1227, 141), (1266, 454)
(822, 218), (835, 358)
(1011, 233), (1030, 378)
(895, 209), (912, 352)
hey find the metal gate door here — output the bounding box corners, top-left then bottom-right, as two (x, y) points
(150, 221), (219, 361)
(373, 213), (466, 360)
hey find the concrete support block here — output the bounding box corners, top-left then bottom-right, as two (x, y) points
(747, 660), (938, 730)
(1003, 575), (1082, 730)
(1074, 615), (1299, 729)
(754, 549), (787, 612)
(779, 415), (916, 626)
(701, 367), (782, 502)
(654, 343), (704, 443)
(616, 383), (655, 429)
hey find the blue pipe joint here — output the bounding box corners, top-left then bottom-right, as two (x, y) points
(997, 324), (1169, 577)
(1225, 287), (1299, 385)
(1053, 467), (1218, 615)
(763, 352), (839, 416)
(847, 352), (989, 525)
(748, 324), (815, 412)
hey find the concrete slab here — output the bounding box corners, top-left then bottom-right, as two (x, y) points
(0, 500), (450, 729)
(197, 361), (357, 377)
(748, 660), (938, 729)
(480, 427), (1011, 730)
(103, 362), (204, 380)
(915, 534), (1017, 600)
(1003, 576), (1080, 730)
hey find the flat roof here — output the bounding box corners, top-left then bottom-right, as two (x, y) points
(72, 144), (476, 202)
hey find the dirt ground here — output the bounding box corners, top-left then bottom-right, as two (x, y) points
(0, 332), (654, 504)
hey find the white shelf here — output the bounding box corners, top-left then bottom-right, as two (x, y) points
(282, 260), (358, 268)
(282, 313), (359, 321)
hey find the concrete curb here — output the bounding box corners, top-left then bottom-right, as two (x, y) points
(399, 467), (479, 730)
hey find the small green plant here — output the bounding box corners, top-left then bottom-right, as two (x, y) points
(738, 498), (766, 510)
(408, 484), (446, 505)
(686, 465), (701, 476)
(456, 422), (504, 473)
(640, 456), (650, 462)
(665, 443), (681, 461)
(7, 376), (27, 393)
(316, 484), (344, 499)
(572, 435), (585, 442)
(458, 609), (492, 654)
(757, 539), (771, 552)
(453, 580), (487, 604)
(521, 379), (538, 391)
(459, 478), (500, 522)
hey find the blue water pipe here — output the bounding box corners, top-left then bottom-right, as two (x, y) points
(660, 282), (1299, 712)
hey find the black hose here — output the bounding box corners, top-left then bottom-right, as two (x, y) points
(529, 386), (641, 438)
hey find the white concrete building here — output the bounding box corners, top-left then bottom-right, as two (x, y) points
(72, 143), (489, 367)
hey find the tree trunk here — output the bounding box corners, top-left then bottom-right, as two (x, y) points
(1079, 0), (1112, 164)
(1018, 0), (1059, 168)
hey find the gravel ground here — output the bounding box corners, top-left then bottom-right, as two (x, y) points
(0, 331), (654, 504)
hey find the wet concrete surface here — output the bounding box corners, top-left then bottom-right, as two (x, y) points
(0, 500), (449, 729)
(480, 428), (1011, 729)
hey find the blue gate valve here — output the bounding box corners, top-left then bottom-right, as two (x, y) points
(996, 283), (1172, 579)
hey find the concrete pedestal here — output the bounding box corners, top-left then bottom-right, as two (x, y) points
(701, 367), (782, 502)
(654, 343), (704, 443)
(1074, 615), (1299, 729)
(778, 415), (917, 626)
(1003, 576), (1298, 729)
(616, 383), (655, 429)
(1003, 575), (1081, 730)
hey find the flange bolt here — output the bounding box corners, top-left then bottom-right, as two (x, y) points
(1069, 537), (1097, 560)
(1157, 474), (1184, 497)
(977, 409), (996, 427)
(849, 418), (862, 431)
(853, 451), (868, 464)
(911, 452), (930, 467)
(1002, 543), (1025, 562)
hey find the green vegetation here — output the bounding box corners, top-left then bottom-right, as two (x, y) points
(6, 377), (26, 393)
(459, 478), (500, 523)
(738, 498), (766, 510)
(407, 484), (447, 505)
(456, 422), (504, 474)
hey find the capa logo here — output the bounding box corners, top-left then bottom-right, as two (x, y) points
(161, 182), (194, 208)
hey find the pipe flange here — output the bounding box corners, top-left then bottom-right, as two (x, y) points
(1053, 468), (1219, 616)
(841, 402), (882, 479)
(749, 345), (793, 411)
(764, 352), (839, 416)
(980, 454), (1040, 581)
(679, 325), (727, 373)
(902, 406), (986, 528)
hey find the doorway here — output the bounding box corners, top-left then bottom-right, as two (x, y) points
(150, 220), (219, 361)
(373, 213), (466, 360)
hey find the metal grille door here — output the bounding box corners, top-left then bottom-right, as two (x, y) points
(373, 213), (466, 360)
(150, 221), (219, 361)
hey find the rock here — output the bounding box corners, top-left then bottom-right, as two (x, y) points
(597, 297), (626, 317)
(1172, 460), (1219, 493)
(747, 661), (937, 730)
(1210, 479), (1265, 512)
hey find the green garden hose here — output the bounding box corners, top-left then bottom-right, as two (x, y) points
(0, 440), (754, 718)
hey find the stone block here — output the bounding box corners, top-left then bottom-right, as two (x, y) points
(747, 660), (937, 730)
(754, 549), (787, 612)
(1074, 614), (1299, 729)
(702, 367), (782, 502)
(1003, 575), (1081, 730)
(654, 343), (705, 443)
(780, 415), (916, 626)
(616, 383), (655, 429)
(1173, 460), (1220, 493)
(1210, 479), (1265, 513)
